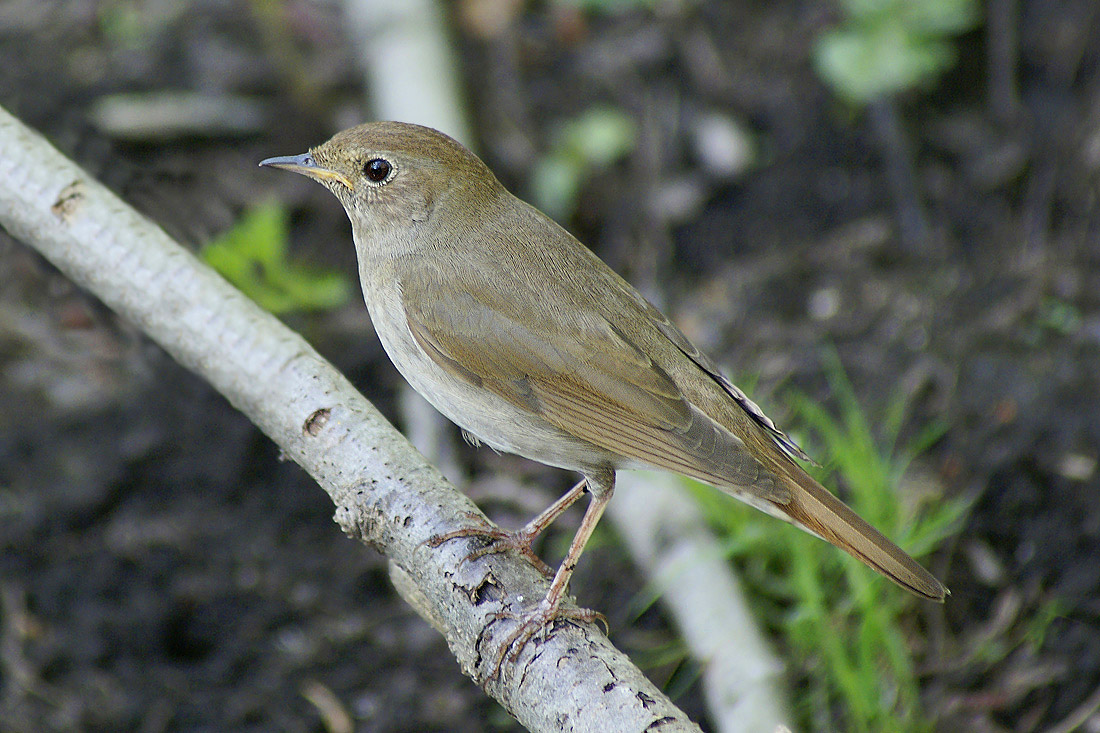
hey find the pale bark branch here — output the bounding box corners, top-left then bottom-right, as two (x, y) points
(0, 105), (701, 733)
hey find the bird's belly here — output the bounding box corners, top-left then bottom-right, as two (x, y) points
(361, 281), (610, 475)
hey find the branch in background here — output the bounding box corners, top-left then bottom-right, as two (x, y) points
(0, 105), (701, 733)
(611, 471), (793, 733)
(343, 0), (472, 145)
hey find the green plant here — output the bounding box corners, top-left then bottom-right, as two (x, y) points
(531, 107), (636, 221)
(688, 349), (967, 732)
(201, 202), (351, 314)
(812, 0), (981, 250)
(813, 0), (980, 104)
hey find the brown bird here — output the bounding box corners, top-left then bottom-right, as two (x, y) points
(261, 122), (946, 661)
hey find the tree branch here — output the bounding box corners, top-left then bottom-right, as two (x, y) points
(0, 105), (701, 732)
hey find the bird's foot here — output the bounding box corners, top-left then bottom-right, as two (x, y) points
(426, 514), (554, 577)
(485, 597), (608, 683)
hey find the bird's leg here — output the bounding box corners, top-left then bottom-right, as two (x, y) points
(487, 468), (614, 681)
(427, 477), (589, 577)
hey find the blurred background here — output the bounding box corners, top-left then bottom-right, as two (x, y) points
(1, 0), (1098, 731)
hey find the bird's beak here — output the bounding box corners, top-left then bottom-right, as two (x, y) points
(259, 153), (354, 190)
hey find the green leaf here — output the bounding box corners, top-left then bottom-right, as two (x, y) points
(814, 0), (980, 103)
(201, 202), (351, 314)
(557, 107), (637, 168)
(532, 107), (637, 220)
(901, 0), (981, 35)
(814, 24), (955, 103)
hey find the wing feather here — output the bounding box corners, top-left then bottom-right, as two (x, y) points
(400, 267), (787, 501)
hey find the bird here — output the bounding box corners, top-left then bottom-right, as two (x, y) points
(260, 121), (947, 667)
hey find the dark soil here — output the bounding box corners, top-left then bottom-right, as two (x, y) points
(2, 1), (1098, 731)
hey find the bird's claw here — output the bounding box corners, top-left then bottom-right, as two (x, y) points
(483, 601), (608, 683)
(426, 517), (554, 577)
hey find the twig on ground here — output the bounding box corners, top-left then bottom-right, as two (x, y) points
(611, 471), (793, 733)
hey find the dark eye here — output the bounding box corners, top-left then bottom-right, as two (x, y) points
(364, 158), (392, 182)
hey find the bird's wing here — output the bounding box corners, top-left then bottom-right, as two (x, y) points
(606, 279), (815, 464)
(400, 268), (789, 502)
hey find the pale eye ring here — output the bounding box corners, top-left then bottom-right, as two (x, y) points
(364, 158), (392, 182)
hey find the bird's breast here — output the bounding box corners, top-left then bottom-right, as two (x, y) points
(357, 268), (612, 475)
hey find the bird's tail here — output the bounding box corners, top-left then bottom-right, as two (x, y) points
(730, 461), (948, 601)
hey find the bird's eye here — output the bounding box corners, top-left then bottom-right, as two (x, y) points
(364, 158), (392, 183)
